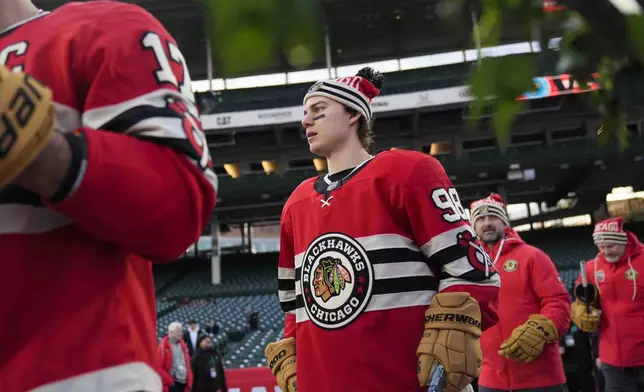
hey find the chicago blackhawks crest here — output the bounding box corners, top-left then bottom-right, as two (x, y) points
(456, 229), (495, 272)
(300, 232), (373, 329)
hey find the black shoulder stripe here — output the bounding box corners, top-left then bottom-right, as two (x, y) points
(278, 279), (295, 291)
(372, 275), (438, 295)
(439, 269), (497, 283)
(280, 299), (297, 313)
(427, 243), (468, 266)
(99, 105), (181, 133)
(0, 185), (43, 206)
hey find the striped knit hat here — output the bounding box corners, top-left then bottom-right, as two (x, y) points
(593, 217), (628, 245)
(303, 67), (383, 122)
(470, 193), (510, 226)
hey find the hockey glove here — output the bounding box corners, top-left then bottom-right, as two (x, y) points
(265, 337), (297, 392)
(571, 300), (601, 333)
(498, 314), (558, 363)
(417, 292), (482, 392)
(0, 66), (55, 188)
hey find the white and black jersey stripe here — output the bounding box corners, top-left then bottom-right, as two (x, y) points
(278, 227), (500, 319)
(279, 233), (438, 322)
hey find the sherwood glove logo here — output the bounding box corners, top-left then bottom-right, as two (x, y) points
(268, 349), (286, 370)
(425, 313), (481, 329)
(0, 74), (42, 158)
(300, 232), (373, 330)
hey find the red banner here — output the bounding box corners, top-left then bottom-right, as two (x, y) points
(518, 73), (600, 101)
(225, 367), (279, 392)
(543, 0), (565, 12)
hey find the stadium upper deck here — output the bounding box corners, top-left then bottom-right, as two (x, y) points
(38, 0), (565, 81)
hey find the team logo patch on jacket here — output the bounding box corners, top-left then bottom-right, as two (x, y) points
(626, 268), (639, 281)
(503, 259), (518, 272)
(595, 270), (606, 283)
(300, 232), (374, 329)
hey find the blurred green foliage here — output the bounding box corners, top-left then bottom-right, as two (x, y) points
(459, 0), (644, 149)
(203, 0), (322, 77)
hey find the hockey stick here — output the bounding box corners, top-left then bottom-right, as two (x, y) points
(427, 363), (447, 392)
(578, 260), (598, 388)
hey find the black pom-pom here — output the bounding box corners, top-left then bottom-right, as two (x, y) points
(356, 67), (384, 90)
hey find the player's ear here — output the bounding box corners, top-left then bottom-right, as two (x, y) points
(348, 113), (361, 126)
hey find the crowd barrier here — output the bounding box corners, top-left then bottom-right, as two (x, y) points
(225, 367), (280, 392)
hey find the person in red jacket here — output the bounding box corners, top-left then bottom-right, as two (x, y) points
(470, 194), (571, 392)
(572, 217), (644, 392)
(158, 322), (194, 392)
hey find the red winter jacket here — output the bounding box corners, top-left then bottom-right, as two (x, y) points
(158, 336), (193, 392)
(577, 231), (644, 367)
(479, 228), (571, 390)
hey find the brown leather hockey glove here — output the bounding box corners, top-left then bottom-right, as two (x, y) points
(417, 293), (482, 392)
(571, 300), (601, 333)
(499, 314), (558, 363)
(265, 337), (297, 392)
(0, 66), (55, 188)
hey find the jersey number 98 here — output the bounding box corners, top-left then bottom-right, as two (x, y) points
(431, 187), (468, 223)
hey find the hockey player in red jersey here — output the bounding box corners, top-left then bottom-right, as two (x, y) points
(0, 1), (216, 391)
(264, 67), (501, 392)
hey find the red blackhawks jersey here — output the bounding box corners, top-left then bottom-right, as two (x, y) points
(278, 150), (500, 392)
(0, 2), (216, 392)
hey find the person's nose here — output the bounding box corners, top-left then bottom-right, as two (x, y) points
(302, 113), (314, 129)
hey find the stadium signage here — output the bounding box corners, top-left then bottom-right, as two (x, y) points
(200, 73), (600, 131)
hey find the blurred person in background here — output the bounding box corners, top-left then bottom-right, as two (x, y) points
(191, 334), (227, 392)
(159, 322), (193, 392)
(471, 193), (570, 392)
(0, 0), (216, 391)
(206, 318), (220, 335)
(264, 67), (500, 392)
(184, 320), (205, 357)
(572, 217), (644, 392)
(246, 306), (259, 331)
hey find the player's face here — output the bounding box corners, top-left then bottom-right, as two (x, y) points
(597, 243), (626, 263)
(474, 215), (505, 245)
(302, 97), (355, 157)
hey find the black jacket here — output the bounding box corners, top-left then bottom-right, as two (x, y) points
(183, 329), (206, 357)
(190, 348), (227, 392)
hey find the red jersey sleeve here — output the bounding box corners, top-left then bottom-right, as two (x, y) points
(278, 207), (297, 338)
(403, 155), (500, 330)
(530, 249), (572, 336)
(45, 2), (216, 260)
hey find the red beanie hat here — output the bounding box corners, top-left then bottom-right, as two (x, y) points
(593, 217), (628, 245)
(469, 193), (510, 226)
(303, 67), (383, 122)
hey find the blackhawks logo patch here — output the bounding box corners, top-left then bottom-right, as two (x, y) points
(503, 259), (518, 272)
(626, 268), (639, 281)
(300, 232), (373, 330)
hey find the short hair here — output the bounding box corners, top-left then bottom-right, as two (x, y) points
(344, 106), (374, 150)
(188, 319), (197, 325)
(168, 321), (182, 333)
